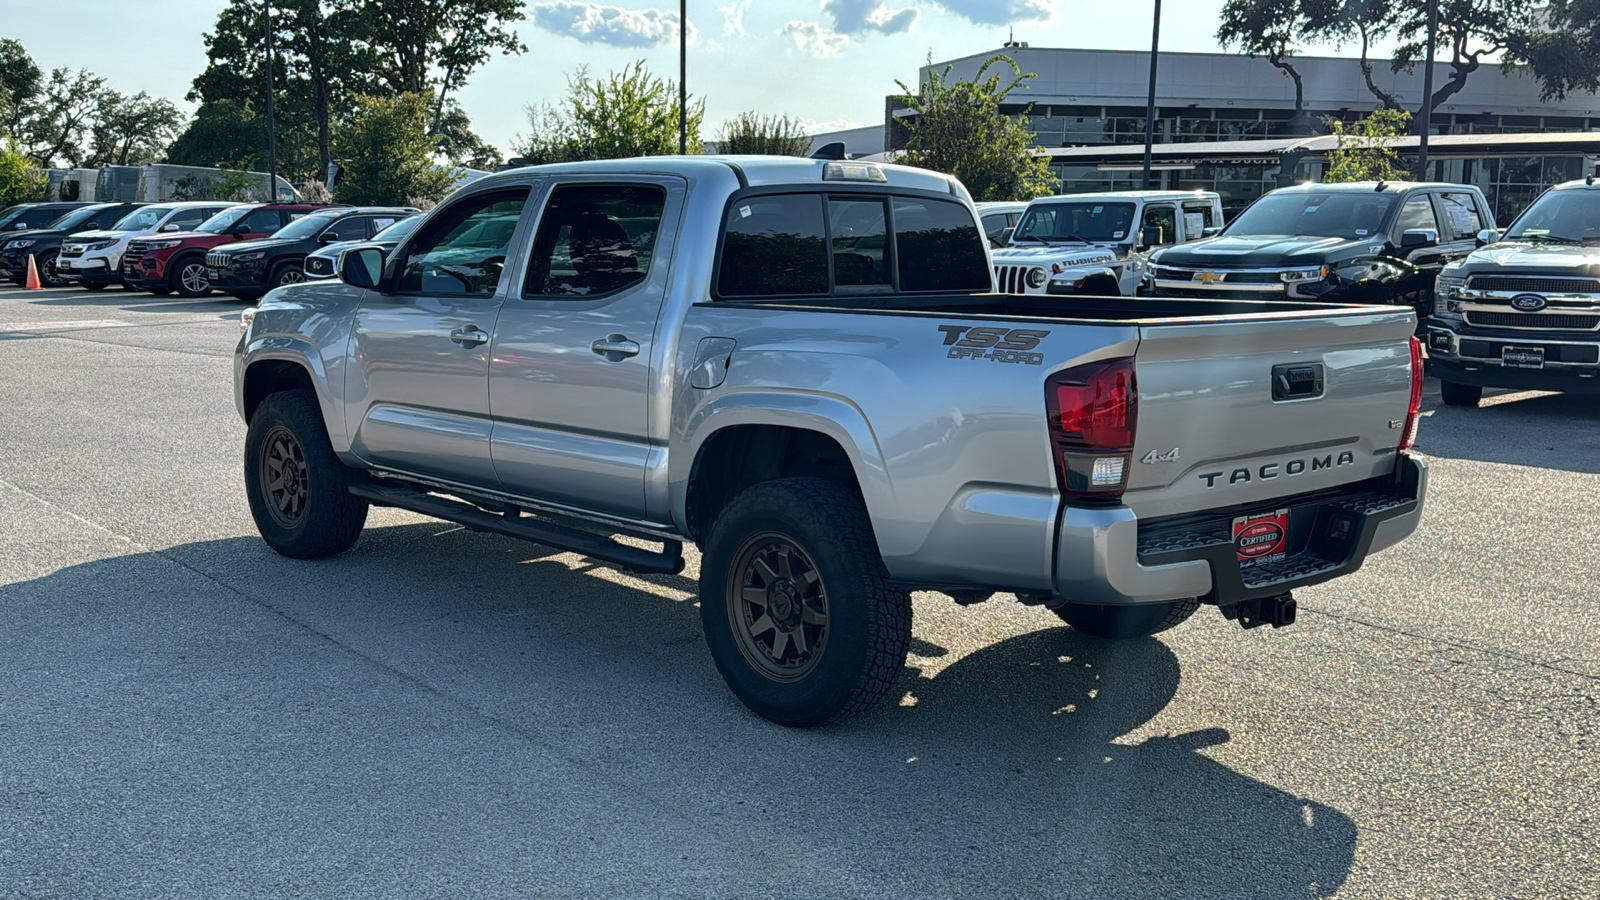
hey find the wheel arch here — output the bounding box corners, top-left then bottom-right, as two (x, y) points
(239, 344), (349, 453)
(675, 394), (892, 545)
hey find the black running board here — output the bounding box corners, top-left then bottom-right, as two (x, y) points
(348, 483), (685, 575)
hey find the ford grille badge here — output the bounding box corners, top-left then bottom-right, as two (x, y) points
(1510, 294), (1548, 311)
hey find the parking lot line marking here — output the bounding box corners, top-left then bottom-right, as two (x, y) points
(0, 319), (133, 333)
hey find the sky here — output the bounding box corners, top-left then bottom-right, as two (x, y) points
(0, 0), (1402, 158)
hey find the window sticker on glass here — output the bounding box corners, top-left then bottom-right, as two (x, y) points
(740, 205), (752, 218)
(1355, 228), (1369, 236)
(1304, 206), (1319, 214)
(1114, 230), (1125, 239)
(1092, 206), (1104, 213)
(372, 218), (397, 231)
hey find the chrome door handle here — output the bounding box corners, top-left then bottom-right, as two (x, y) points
(450, 327), (490, 347)
(591, 334), (641, 359)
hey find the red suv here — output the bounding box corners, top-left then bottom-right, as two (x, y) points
(124, 202), (338, 296)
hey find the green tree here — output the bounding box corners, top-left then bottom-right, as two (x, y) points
(0, 39), (42, 136)
(894, 55), (1055, 201)
(1314, 0), (1404, 110)
(86, 91), (184, 166)
(1217, 0), (1332, 124)
(515, 61), (704, 163)
(1506, 0), (1600, 101)
(1387, 0), (1540, 127)
(17, 67), (107, 166)
(0, 138), (44, 204)
(332, 92), (454, 205)
(1323, 108), (1411, 182)
(165, 99), (266, 171)
(714, 112), (813, 156)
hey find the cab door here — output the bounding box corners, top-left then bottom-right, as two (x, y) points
(487, 176), (684, 520)
(346, 184), (538, 487)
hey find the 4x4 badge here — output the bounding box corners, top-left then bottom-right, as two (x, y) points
(1140, 448), (1181, 464)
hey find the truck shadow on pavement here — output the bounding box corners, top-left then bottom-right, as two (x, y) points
(1418, 379), (1600, 475)
(1, 523), (1356, 898)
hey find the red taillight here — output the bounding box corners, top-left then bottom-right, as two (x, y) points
(1046, 358), (1137, 499)
(1400, 336), (1424, 451)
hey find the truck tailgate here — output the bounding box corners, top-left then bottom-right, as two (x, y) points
(1126, 308), (1416, 520)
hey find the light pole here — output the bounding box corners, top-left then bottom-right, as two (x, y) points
(264, 1), (278, 200)
(679, 0), (688, 155)
(1141, 0), (1162, 189)
(1416, 0), (1438, 180)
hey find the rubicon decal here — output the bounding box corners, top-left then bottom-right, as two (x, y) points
(937, 325), (1049, 365)
(1232, 509), (1289, 568)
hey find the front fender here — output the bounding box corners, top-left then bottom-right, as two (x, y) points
(237, 335), (350, 454)
(671, 389), (892, 540)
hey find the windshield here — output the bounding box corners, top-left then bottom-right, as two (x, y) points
(47, 206), (106, 232)
(1225, 192), (1397, 239)
(196, 205), (256, 234)
(0, 205), (23, 229)
(271, 211), (342, 240)
(373, 215), (421, 242)
(1504, 190), (1600, 242)
(1013, 202), (1136, 243)
(111, 206), (177, 232)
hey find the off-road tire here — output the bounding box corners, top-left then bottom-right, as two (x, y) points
(169, 255), (213, 298)
(699, 476), (911, 727)
(244, 389), (368, 559)
(271, 261), (306, 288)
(1053, 598), (1200, 639)
(1439, 380), (1482, 407)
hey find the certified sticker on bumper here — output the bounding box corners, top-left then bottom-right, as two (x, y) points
(1232, 509), (1288, 568)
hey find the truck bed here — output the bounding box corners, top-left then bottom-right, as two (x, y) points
(712, 292), (1380, 324)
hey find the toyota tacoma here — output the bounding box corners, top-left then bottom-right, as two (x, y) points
(235, 156), (1428, 726)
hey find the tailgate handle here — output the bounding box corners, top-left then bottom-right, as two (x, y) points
(1271, 363), (1324, 401)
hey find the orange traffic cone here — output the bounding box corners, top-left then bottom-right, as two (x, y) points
(23, 254), (41, 289)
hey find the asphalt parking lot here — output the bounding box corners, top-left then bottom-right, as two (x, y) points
(1, 282), (1596, 899)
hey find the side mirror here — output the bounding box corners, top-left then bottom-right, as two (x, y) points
(998, 226), (1016, 246)
(1138, 226), (1163, 248)
(1202, 226), (1222, 237)
(319, 232), (342, 244)
(1475, 227), (1499, 246)
(340, 246), (385, 289)
(161, 224), (181, 232)
(1401, 228), (1439, 249)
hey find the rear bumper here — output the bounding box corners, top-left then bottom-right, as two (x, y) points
(1053, 454), (1427, 606)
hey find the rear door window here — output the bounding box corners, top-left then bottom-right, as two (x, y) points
(524, 183), (667, 298)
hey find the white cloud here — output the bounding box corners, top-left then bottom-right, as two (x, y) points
(824, 0), (919, 35)
(719, 0), (751, 37)
(931, 0), (1055, 26)
(529, 2), (691, 47)
(780, 20), (849, 58)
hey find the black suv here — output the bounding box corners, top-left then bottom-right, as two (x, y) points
(0, 202), (143, 287)
(0, 201), (92, 234)
(206, 206), (415, 300)
(1149, 181), (1495, 320)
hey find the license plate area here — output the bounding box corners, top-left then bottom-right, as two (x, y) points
(1502, 346), (1545, 369)
(1232, 508), (1289, 569)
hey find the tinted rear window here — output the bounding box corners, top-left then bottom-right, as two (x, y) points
(892, 197), (991, 292)
(716, 192), (989, 298)
(718, 194), (829, 297)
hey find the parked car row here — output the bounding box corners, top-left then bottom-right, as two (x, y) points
(991, 174), (1600, 408)
(0, 198), (421, 299)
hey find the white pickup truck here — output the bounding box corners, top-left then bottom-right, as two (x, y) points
(235, 156), (1426, 726)
(993, 190), (1224, 296)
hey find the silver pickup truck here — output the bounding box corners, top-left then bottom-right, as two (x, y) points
(234, 156), (1428, 726)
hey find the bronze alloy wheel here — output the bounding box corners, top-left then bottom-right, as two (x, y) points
(727, 532), (831, 682)
(259, 424), (310, 529)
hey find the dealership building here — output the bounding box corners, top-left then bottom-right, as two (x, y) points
(822, 45), (1600, 221)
